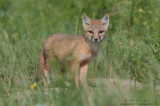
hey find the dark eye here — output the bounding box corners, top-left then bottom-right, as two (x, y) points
(88, 30), (93, 34)
(99, 30), (104, 33)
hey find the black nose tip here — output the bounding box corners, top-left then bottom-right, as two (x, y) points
(94, 38), (98, 42)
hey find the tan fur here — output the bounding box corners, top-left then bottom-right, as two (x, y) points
(36, 13), (109, 88)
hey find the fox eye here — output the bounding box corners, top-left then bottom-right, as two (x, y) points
(99, 30), (104, 34)
(88, 30), (93, 34)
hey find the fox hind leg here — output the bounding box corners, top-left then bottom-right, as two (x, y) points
(36, 50), (45, 82)
(36, 49), (50, 85)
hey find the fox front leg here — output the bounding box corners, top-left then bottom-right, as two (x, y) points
(80, 64), (88, 87)
(70, 61), (80, 89)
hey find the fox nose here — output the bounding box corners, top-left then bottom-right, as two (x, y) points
(94, 38), (98, 42)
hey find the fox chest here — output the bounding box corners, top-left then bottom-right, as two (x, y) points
(79, 51), (97, 66)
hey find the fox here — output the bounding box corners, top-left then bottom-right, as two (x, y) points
(36, 13), (109, 88)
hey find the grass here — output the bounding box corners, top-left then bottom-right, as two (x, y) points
(0, 0), (160, 105)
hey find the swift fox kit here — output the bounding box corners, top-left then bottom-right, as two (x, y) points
(36, 13), (109, 88)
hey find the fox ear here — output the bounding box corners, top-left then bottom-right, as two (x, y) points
(82, 13), (91, 26)
(101, 13), (109, 26)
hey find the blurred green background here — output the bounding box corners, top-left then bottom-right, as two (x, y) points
(0, 0), (160, 105)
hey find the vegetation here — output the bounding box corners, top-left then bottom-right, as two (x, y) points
(0, 0), (160, 105)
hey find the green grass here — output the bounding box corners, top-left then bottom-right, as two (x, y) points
(0, 0), (160, 105)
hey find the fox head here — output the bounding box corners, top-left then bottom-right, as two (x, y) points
(82, 13), (109, 43)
